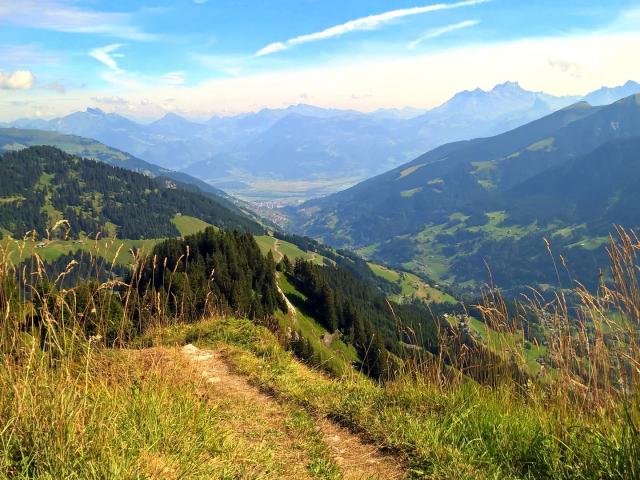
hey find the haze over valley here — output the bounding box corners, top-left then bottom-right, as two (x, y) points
(5, 80), (640, 202)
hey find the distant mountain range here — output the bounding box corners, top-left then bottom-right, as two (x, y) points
(5, 80), (639, 201)
(290, 93), (640, 294)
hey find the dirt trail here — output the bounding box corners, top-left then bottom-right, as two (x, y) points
(181, 343), (405, 480)
(276, 276), (298, 323)
(272, 239), (298, 323)
(318, 418), (404, 480)
(273, 239), (284, 262)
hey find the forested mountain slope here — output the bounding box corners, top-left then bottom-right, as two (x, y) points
(0, 146), (262, 239)
(293, 95), (640, 293)
(0, 127), (232, 201)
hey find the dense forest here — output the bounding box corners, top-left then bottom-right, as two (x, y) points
(288, 258), (447, 377)
(137, 227), (287, 322)
(288, 258), (529, 382)
(7, 227), (286, 346)
(0, 146), (262, 239)
(0, 145), (528, 382)
(19, 250), (129, 286)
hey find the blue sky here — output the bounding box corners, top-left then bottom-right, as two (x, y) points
(1, 0), (640, 120)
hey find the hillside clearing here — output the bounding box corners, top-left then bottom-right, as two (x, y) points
(368, 262), (456, 305)
(171, 214), (213, 236)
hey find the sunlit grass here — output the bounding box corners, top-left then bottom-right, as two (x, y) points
(1, 225), (639, 479)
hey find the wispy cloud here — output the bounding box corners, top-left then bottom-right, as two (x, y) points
(0, 0), (156, 41)
(408, 19), (480, 49)
(255, 0), (490, 56)
(0, 44), (61, 67)
(91, 96), (130, 106)
(163, 72), (186, 85)
(0, 70), (36, 90)
(89, 44), (125, 73)
(256, 43), (288, 57)
(89, 45), (186, 89)
(89, 44), (143, 89)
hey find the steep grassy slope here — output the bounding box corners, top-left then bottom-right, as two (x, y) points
(255, 235), (328, 265)
(276, 273), (360, 376)
(149, 316), (639, 480)
(396, 136), (640, 292)
(255, 233), (456, 307)
(368, 263), (457, 305)
(500, 135), (640, 229)
(171, 214), (214, 236)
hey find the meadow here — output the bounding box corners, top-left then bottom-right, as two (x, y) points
(0, 227), (639, 479)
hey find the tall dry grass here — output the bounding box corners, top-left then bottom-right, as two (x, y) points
(373, 227), (640, 478)
(0, 229), (234, 478)
(470, 227), (640, 406)
(1, 225), (639, 478)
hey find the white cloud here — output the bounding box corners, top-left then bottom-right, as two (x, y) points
(547, 59), (585, 79)
(89, 44), (125, 73)
(165, 32), (640, 115)
(408, 19), (480, 49)
(89, 47), (184, 90)
(256, 42), (287, 57)
(0, 70), (36, 90)
(255, 0), (490, 56)
(163, 71), (186, 85)
(0, 0), (156, 41)
(3, 32), (640, 122)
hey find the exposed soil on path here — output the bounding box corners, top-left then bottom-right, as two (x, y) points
(273, 239), (284, 262)
(272, 239), (298, 324)
(181, 343), (405, 480)
(276, 274), (298, 323)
